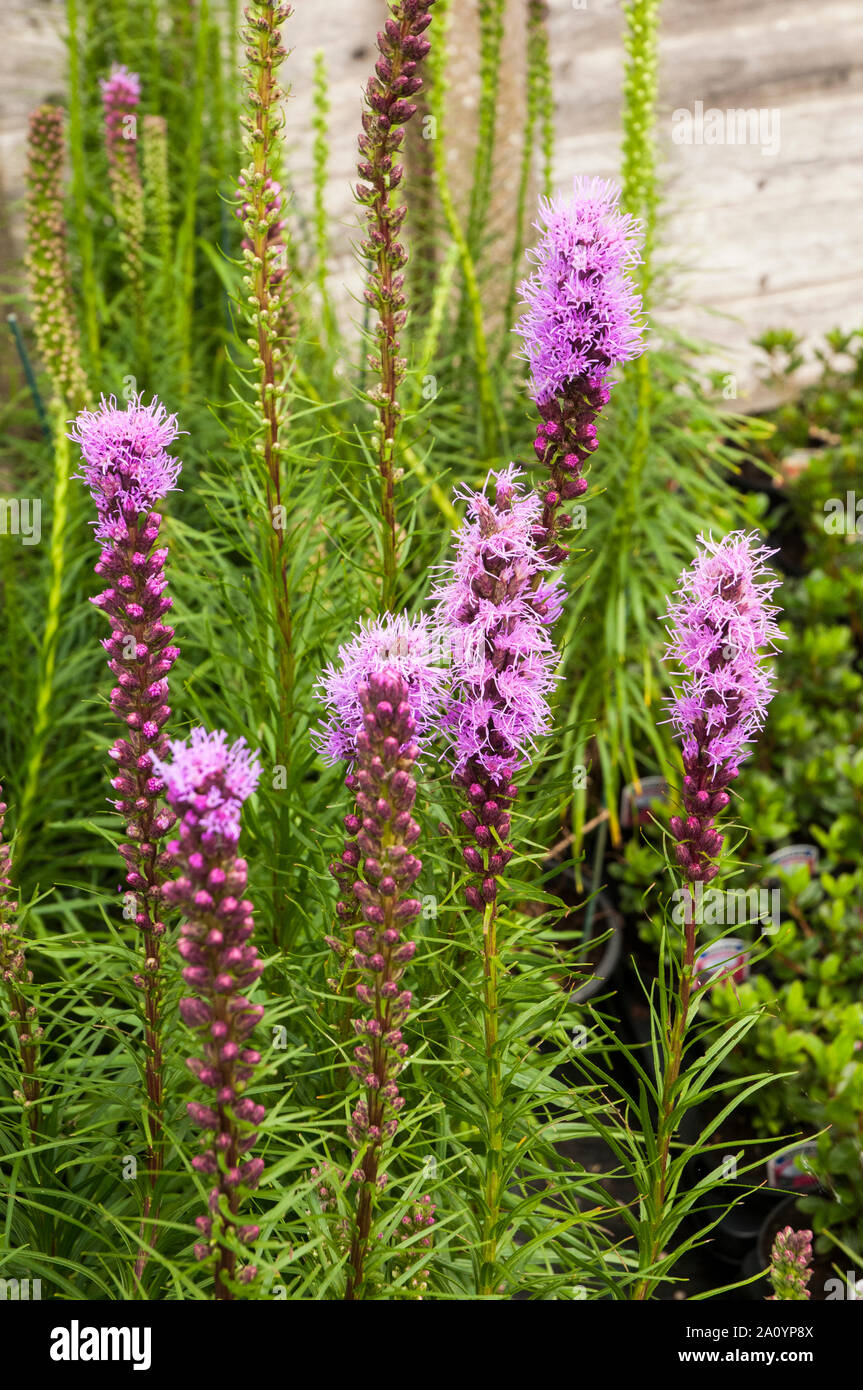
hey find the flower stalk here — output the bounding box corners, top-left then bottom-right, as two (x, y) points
(633, 531), (783, 1300)
(315, 646), (433, 1299)
(339, 670), (423, 1300)
(768, 1226), (813, 1301)
(24, 105), (87, 409)
(18, 113), (86, 866)
(101, 65), (147, 350)
(356, 0), (436, 611)
(433, 466), (563, 1293)
(237, 0), (295, 868)
(156, 729), (266, 1300)
(71, 394), (183, 1268)
(516, 178), (644, 565)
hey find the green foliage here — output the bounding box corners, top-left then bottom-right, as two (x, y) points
(2, 0), (859, 1304)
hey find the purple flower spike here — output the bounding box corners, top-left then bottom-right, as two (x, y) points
(433, 466), (564, 907)
(517, 177), (645, 404)
(515, 177), (645, 564)
(158, 728), (265, 1300)
(154, 728), (262, 845)
(100, 64), (141, 176)
(71, 393), (182, 541)
(313, 611), (447, 766)
(71, 393), (184, 1203)
(664, 531), (783, 881)
(100, 66), (145, 299)
(321, 667), (424, 1299)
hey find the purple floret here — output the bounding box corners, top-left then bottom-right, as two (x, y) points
(665, 530), (783, 773)
(313, 611), (448, 766)
(154, 728), (262, 845)
(664, 531), (784, 881)
(516, 176), (645, 405)
(70, 393), (182, 538)
(433, 466), (563, 782)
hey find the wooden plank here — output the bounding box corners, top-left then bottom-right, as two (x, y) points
(1, 0), (860, 395)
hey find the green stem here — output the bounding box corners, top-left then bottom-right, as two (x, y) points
(65, 0), (101, 376)
(426, 0), (496, 457)
(633, 881), (696, 1301)
(15, 416), (70, 866)
(468, 0), (506, 257)
(478, 896), (503, 1296)
(176, 0), (210, 391)
(311, 50), (337, 342)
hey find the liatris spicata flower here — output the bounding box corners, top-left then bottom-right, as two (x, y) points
(101, 65), (145, 313)
(516, 177), (645, 563)
(24, 105), (87, 408)
(633, 532), (783, 1303)
(155, 729), (265, 1299)
(768, 1226), (813, 1301)
(315, 612), (443, 968)
(70, 393), (183, 1205)
(313, 611), (446, 767)
(664, 531), (783, 884)
(432, 465), (564, 909)
(0, 788), (41, 1122)
(432, 465), (563, 1295)
(102, 64), (141, 174)
(323, 667), (423, 1299)
(356, 0), (436, 609)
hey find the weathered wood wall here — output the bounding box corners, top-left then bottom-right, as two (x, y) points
(2, 0), (861, 398)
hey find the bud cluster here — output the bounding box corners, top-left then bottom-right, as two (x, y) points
(357, 0), (435, 401)
(531, 379), (608, 565)
(156, 728), (265, 1299)
(664, 532), (783, 882)
(100, 65), (145, 305)
(432, 467), (563, 908)
(768, 1225), (813, 1301)
(333, 671), (422, 1163)
(24, 105), (87, 407)
(326, 668), (424, 1299)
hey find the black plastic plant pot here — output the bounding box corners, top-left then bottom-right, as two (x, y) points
(531, 859), (625, 1005)
(533, 878), (625, 1086)
(568, 890), (624, 1004)
(706, 1187), (787, 1267)
(618, 775), (669, 833)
